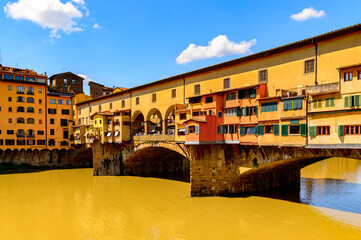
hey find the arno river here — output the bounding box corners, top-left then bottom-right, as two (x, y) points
(0, 157), (360, 240)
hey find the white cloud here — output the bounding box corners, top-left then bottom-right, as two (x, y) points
(290, 7), (326, 21)
(176, 35), (257, 64)
(93, 22), (100, 29)
(77, 73), (92, 95)
(4, 0), (90, 38)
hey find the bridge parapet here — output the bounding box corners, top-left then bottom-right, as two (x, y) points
(133, 134), (175, 142)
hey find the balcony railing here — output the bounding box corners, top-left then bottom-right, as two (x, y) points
(133, 134), (175, 142)
(306, 83), (339, 95)
(176, 104), (189, 111)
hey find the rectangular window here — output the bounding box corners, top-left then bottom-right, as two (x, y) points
(4, 74), (13, 80)
(50, 119), (54, 124)
(99, 105), (101, 112)
(8, 107), (12, 112)
(226, 92), (237, 100)
(259, 70), (268, 83)
(7, 130), (14, 135)
(50, 129), (55, 135)
(39, 119), (42, 124)
(172, 89), (176, 98)
(305, 59), (315, 73)
(15, 76), (24, 81)
(194, 84), (200, 95)
(218, 112), (222, 118)
(325, 98), (335, 107)
(64, 79), (68, 88)
(225, 108), (237, 117)
(72, 79), (76, 85)
(283, 99), (303, 110)
(205, 96), (213, 103)
(39, 88), (42, 93)
(65, 100), (71, 105)
(345, 72), (353, 81)
(39, 109), (42, 114)
(17, 139), (25, 146)
(8, 86), (12, 91)
(26, 77), (35, 82)
(344, 125), (361, 135)
(152, 93), (156, 103)
(57, 99), (63, 104)
(344, 95), (360, 107)
(122, 100), (125, 108)
(5, 139), (15, 145)
(289, 125), (300, 135)
(180, 113), (187, 120)
(37, 131), (44, 135)
(261, 102), (277, 112)
(249, 88), (256, 99)
(217, 126), (223, 135)
(238, 89), (248, 99)
(61, 119), (68, 127)
(8, 97), (12, 102)
(246, 127), (255, 135)
(110, 103), (112, 109)
(37, 140), (46, 145)
(63, 130), (69, 139)
(62, 109), (70, 115)
(136, 97), (139, 105)
(359, 71), (361, 80)
(49, 99), (56, 104)
(313, 99), (322, 109)
(223, 78), (230, 89)
(48, 109), (56, 114)
(39, 99), (42, 104)
(265, 125), (274, 134)
(317, 126), (330, 136)
(8, 118), (12, 123)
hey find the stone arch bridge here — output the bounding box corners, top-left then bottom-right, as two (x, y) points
(92, 140), (361, 196)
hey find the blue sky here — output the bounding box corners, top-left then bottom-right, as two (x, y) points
(1, 0), (360, 94)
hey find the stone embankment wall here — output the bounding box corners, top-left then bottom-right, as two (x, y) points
(0, 146), (92, 168)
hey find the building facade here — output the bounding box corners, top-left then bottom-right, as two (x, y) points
(49, 72), (84, 94)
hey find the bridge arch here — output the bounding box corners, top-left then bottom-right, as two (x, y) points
(146, 108), (163, 134)
(164, 105), (175, 134)
(132, 110), (145, 135)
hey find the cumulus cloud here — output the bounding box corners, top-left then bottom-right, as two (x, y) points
(93, 22), (100, 29)
(4, 0), (90, 38)
(290, 7), (326, 21)
(176, 35), (257, 64)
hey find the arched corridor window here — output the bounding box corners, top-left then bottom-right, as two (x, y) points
(17, 86), (24, 94)
(17, 106), (25, 112)
(17, 96), (25, 102)
(27, 129), (35, 138)
(27, 118), (35, 124)
(17, 129), (25, 138)
(27, 97), (34, 103)
(17, 118), (25, 124)
(27, 87), (34, 95)
(27, 107), (34, 113)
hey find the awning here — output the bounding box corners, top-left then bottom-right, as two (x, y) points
(178, 129), (185, 132)
(114, 131), (120, 137)
(106, 132), (112, 137)
(84, 132), (89, 137)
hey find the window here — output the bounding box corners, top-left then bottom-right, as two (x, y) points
(305, 59), (315, 73)
(344, 72), (353, 81)
(27, 97), (34, 103)
(192, 111), (207, 117)
(136, 97), (139, 105)
(98, 105), (101, 112)
(359, 71), (361, 80)
(313, 99), (322, 108)
(37, 140), (46, 145)
(8, 107), (12, 112)
(39, 99), (42, 104)
(72, 79), (76, 85)
(61, 119), (68, 127)
(4, 74), (13, 80)
(7, 130), (14, 135)
(225, 108), (237, 117)
(177, 113), (186, 120)
(226, 92), (237, 100)
(27, 118), (35, 124)
(17, 129), (25, 138)
(289, 125), (300, 134)
(17, 118), (25, 124)
(27, 87), (34, 95)
(246, 127), (256, 135)
(17, 106), (25, 112)
(194, 84), (200, 95)
(172, 89), (176, 98)
(238, 89), (248, 99)
(26, 77), (35, 82)
(249, 88), (256, 99)
(27, 107), (34, 113)
(344, 125), (361, 135)
(15, 76), (24, 81)
(205, 96), (213, 103)
(17, 140), (25, 145)
(152, 93), (157, 103)
(122, 100), (125, 108)
(325, 98), (335, 107)
(48, 108), (56, 114)
(50, 129), (55, 135)
(5, 139), (15, 145)
(62, 109), (70, 115)
(110, 103), (112, 109)
(48, 139), (55, 146)
(217, 126), (223, 135)
(27, 140), (35, 145)
(49, 99), (56, 104)
(8, 97), (12, 102)
(65, 100), (71, 105)
(50, 119), (55, 124)
(265, 125), (274, 134)
(17, 86), (24, 94)
(58, 99), (63, 104)
(317, 126), (330, 135)
(63, 130), (69, 139)
(17, 96), (25, 102)
(64, 79), (68, 88)
(39, 119), (42, 124)
(27, 129), (35, 138)
(224, 78), (230, 89)
(218, 111), (222, 118)
(8, 86), (12, 91)
(8, 118), (12, 123)
(259, 70), (268, 83)
(224, 125), (237, 134)
(344, 95), (360, 107)
(261, 102), (277, 112)
(39, 109), (42, 114)
(38, 88), (42, 93)
(209, 110), (214, 116)
(283, 99), (303, 110)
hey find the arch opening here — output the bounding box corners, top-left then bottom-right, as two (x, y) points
(164, 105), (175, 135)
(146, 108), (163, 135)
(132, 111), (145, 136)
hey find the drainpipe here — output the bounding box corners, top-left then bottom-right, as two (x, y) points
(129, 91), (132, 141)
(45, 86), (48, 148)
(313, 38), (318, 85)
(181, 75), (186, 104)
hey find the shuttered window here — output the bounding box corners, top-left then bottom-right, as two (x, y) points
(325, 98), (335, 107)
(344, 95), (361, 107)
(273, 124), (279, 135)
(261, 102), (277, 112)
(313, 99), (322, 109)
(300, 124), (307, 136)
(240, 127), (246, 136)
(338, 125), (344, 136)
(258, 125), (264, 135)
(195, 125), (199, 134)
(309, 126), (317, 137)
(284, 99), (302, 110)
(281, 125), (288, 136)
(249, 88), (256, 99)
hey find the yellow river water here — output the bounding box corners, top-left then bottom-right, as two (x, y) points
(0, 157), (360, 240)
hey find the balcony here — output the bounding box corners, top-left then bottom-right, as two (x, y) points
(133, 134), (175, 142)
(306, 83), (339, 95)
(176, 104), (189, 112)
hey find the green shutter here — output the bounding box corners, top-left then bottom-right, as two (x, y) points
(356, 95), (360, 107)
(313, 100), (317, 109)
(283, 100), (288, 110)
(258, 125), (264, 135)
(338, 125), (344, 136)
(330, 98), (335, 107)
(185, 126), (189, 135)
(255, 125), (259, 135)
(236, 107), (241, 117)
(249, 88), (256, 98)
(238, 90), (241, 99)
(240, 127), (246, 136)
(281, 125), (288, 136)
(273, 124), (279, 135)
(300, 124), (307, 136)
(318, 99), (322, 108)
(299, 99), (303, 109)
(345, 96), (350, 107)
(325, 98), (330, 107)
(309, 126), (317, 137)
(255, 106), (258, 115)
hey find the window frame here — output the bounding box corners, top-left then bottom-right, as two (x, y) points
(194, 84), (200, 95)
(304, 59), (315, 73)
(259, 70), (268, 83)
(223, 78), (230, 89)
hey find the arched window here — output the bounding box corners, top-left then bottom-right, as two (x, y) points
(27, 129), (35, 138)
(17, 118), (25, 124)
(27, 87), (34, 95)
(17, 86), (25, 94)
(27, 107), (34, 113)
(27, 97), (34, 103)
(17, 106), (25, 112)
(48, 139), (55, 146)
(27, 118), (35, 124)
(17, 129), (25, 138)
(16, 96), (25, 102)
